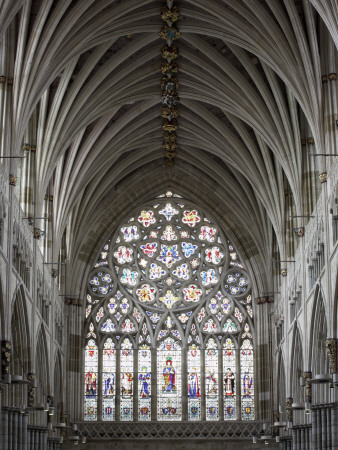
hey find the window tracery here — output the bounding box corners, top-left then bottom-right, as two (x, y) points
(84, 192), (254, 421)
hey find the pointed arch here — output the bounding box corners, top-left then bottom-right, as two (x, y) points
(35, 324), (50, 406)
(290, 324), (303, 402)
(54, 350), (63, 422)
(309, 287), (328, 374)
(277, 350), (286, 415)
(11, 284), (31, 376)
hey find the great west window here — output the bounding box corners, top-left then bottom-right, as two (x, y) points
(84, 192), (254, 421)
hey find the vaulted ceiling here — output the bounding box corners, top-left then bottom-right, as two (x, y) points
(1, 0), (336, 291)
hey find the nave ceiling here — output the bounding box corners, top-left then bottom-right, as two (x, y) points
(0, 0), (336, 292)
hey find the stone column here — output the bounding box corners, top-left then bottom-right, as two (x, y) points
(332, 403), (338, 450)
(326, 407), (332, 449)
(292, 428), (297, 450)
(21, 413), (28, 450)
(316, 409), (322, 450)
(8, 409), (12, 450)
(300, 427), (305, 450)
(321, 407), (327, 449)
(1, 409), (8, 450)
(17, 411), (22, 450)
(12, 410), (18, 450)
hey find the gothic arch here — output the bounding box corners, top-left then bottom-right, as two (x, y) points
(35, 325), (50, 407)
(54, 349), (63, 422)
(11, 284), (31, 375)
(84, 192), (255, 422)
(277, 351), (286, 415)
(309, 287), (328, 375)
(290, 324), (303, 402)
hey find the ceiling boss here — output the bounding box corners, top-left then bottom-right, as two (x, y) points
(160, 0), (180, 167)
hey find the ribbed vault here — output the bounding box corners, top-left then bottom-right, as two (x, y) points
(1, 0), (336, 296)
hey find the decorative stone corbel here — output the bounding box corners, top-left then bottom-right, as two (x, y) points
(1, 340), (11, 377)
(27, 372), (36, 407)
(303, 371), (312, 403)
(9, 174), (17, 186)
(285, 397), (293, 423)
(319, 172), (328, 184)
(325, 338), (337, 373)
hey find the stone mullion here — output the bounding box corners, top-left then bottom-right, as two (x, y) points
(237, 344), (241, 420)
(133, 347), (138, 420)
(201, 347), (206, 421)
(219, 347), (223, 421)
(116, 348), (121, 421)
(97, 346), (102, 421)
(181, 347), (187, 420)
(151, 347), (157, 421)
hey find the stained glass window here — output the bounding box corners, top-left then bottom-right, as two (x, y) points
(102, 338), (116, 421)
(223, 338), (236, 420)
(205, 338), (219, 420)
(120, 338), (133, 421)
(138, 346), (151, 421)
(84, 339), (98, 421)
(188, 344), (201, 420)
(240, 339), (254, 420)
(84, 193), (255, 423)
(157, 338), (181, 420)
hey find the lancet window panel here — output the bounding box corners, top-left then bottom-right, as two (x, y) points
(83, 192), (255, 422)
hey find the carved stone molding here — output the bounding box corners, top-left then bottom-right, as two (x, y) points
(285, 397), (293, 422)
(78, 421), (263, 440)
(1, 340), (11, 376)
(325, 338), (337, 373)
(319, 172), (328, 184)
(9, 174), (17, 186)
(303, 371), (312, 402)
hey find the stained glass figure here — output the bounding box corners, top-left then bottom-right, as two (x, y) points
(223, 338), (236, 420)
(85, 194), (254, 423)
(114, 246), (133, 264)
(205, 339), (219, 420)
(204, 247), (224, 264)
(157, 338), (181, 420)
(203, 318), (217, 333)
(138, 346), (151, 421)
(121, 225), (139, 242)
(241, 339), (254, 420)
(199, 226), (216, 242)
(120, 338), (133, 421)
(120, 268), (138, 286)
(84, 339), (98, 420)
(188, 344), (201, 420)
(102, 338), (116, 421)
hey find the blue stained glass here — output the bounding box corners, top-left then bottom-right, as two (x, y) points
(181, 242), (198, 258)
